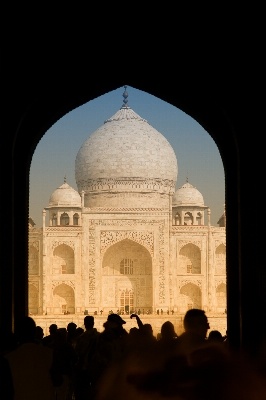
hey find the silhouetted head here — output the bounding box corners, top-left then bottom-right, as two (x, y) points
(129, 327), (139, 338)
(103, 314), (126, 333)
(143, 324), (153, 336)
(49, 324), (57, 335)
(208, 330), (223, 343)
(35, 326), (44, 340)
(17, 316), (36, 343)
(161, 321), (177, 340)
(84, 315), (94, 330)
(107, 313), (126, 325)
(76, 327), (84, 336)
(183, 309), (210, 338)
(67, 322), (77, 333)
(55, 328), (67, 343)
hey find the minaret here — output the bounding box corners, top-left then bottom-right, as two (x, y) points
(207, 208), (215, 311)
(42, 209), (47, 315)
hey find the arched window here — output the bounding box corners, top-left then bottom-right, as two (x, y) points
(187, 264), (192, 274)
(196, 212), (202, 225)
(120, 258), (133, 275)
(175, 212), (180, 225)
(60, 213), (69, 226)
(120, 289), (134, 313)
(73, 213), (79, 225)
(184, 212), (193, 225)
(52, 213), (57, 226)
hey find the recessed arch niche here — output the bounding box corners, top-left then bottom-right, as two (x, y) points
(28, 284), (39, 314)
(180, 282), (202, 311)
(102, 239), (152, 311)
(215, 244), (226, 274)
(179, 243), (201, 274)
(53, 244), (74, 274)
(53, 283), (75, 314)
(216, 282), (226, 312)
(28, 245), (39, 275)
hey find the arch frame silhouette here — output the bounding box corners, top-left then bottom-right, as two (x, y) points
(3, 74), (253, 352)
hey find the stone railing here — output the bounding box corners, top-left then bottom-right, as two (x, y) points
(45, 226), (82, 231)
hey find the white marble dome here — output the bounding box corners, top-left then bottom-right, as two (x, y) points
(49, 183), (81, 207)
(75, 105), (178, 193)
(172, 182), (204, 207)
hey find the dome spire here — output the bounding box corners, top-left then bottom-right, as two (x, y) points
(186, 173), (188, 183)
(121, 85), (130, 109)
(64, 175), (66, 184)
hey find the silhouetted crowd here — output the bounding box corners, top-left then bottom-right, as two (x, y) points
(1, 309), (266, 399)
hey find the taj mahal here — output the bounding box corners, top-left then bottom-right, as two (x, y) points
(29, 87), (226, 335)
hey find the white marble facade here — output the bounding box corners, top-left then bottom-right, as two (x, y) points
(29, 88), (226, 331)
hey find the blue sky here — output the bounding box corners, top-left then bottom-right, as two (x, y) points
(29, 86), (225, 227)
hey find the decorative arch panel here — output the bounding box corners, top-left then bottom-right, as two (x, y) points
(100, 230), (154, 257)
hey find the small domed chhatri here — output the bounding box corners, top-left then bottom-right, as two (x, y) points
(45, 178), (81, 228)
(173, 181), (204, 207)
(49, 181), (81, 207)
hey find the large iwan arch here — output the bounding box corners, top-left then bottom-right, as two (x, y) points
(102, 239), (153, 312)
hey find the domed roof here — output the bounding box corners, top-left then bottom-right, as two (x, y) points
(75, 88), (177, 193)
(172, 182), (204, 207)
(48, 182), (81, 207)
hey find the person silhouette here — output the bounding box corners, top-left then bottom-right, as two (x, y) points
(5, 316), (54, 400)
(208, 330), (224, 343)
(42, 323), (57, 347)
(177, 309), (210, 355)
